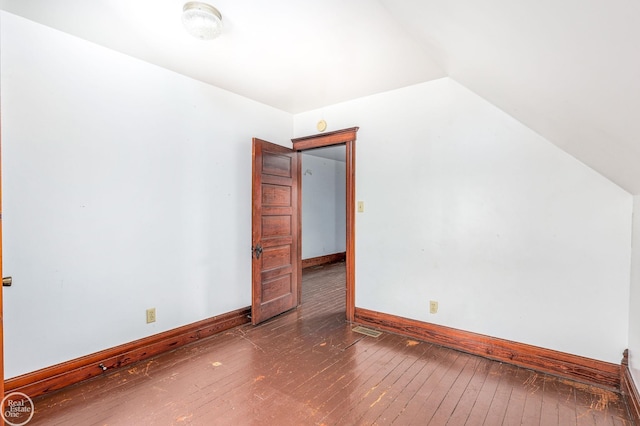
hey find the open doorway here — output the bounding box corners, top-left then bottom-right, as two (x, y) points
(300, 145), (346, 266)
(293, 127), (358, 322)
(300, 145), (347, 315)
(251, 128), (358, 325)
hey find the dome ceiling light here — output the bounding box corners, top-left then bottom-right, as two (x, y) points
(182, 2), (223, 40)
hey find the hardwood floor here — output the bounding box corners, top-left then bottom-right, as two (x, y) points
(29, 262), (632, 425)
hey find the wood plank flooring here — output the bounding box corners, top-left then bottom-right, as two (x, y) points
(28, 262), (632, 425)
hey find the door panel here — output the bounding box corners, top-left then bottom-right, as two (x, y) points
(251, 138), (300, 325)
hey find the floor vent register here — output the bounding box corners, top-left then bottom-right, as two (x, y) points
(352, 326), (383, 338)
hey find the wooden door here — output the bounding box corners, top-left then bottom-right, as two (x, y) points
(251, 138), (300, 325)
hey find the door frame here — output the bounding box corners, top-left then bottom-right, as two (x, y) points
(292, 127), (358, 322)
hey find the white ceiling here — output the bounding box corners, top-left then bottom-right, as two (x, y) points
(303, 145), (346, 163)
(2, 0), (640, 193)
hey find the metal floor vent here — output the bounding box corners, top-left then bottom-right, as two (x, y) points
(352, 326), (383, 338)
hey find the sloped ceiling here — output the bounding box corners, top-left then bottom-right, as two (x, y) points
(1, 0), (639, 193)
(384, 1), (640, 195)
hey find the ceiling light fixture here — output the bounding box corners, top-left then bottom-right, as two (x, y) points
(182, 2), (223, 40)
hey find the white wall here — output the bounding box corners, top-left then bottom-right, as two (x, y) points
(294, 78), (632, 364)
(301, 153), (346, 259)
(0, 12), (292, 378)
(629, 196), (640, 386)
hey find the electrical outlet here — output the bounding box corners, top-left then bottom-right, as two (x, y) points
(146, 308), (156, 324)
(429, 300), (438, 314)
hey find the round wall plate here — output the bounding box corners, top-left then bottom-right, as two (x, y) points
(316, 119), (327, 132)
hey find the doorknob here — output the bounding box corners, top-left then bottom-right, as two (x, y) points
(252, 244), (263, 259)
(3, 276), (12, 287)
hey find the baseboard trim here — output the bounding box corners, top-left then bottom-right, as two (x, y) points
(354, 307), (620, 390)
(5, 306), (251, 398)
(621, 350), (640, 422)
(302, 252), (346, 269)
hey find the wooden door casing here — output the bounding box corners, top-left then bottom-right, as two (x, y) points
(292, 127), (358, 322)
(251, 139), (300, 325)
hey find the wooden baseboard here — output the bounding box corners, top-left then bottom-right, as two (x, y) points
(302, 252), (346, 269)
(354, 307), (620, 390)
(5, 307), (251, 399)
(621, 350), (640, 422)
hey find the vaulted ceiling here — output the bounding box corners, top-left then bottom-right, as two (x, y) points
(2, 0), (639, 193)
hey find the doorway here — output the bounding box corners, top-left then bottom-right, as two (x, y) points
(300, 144), (347, 314)
(293, 127), (358, 322)
(251, 128), (358, 325)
